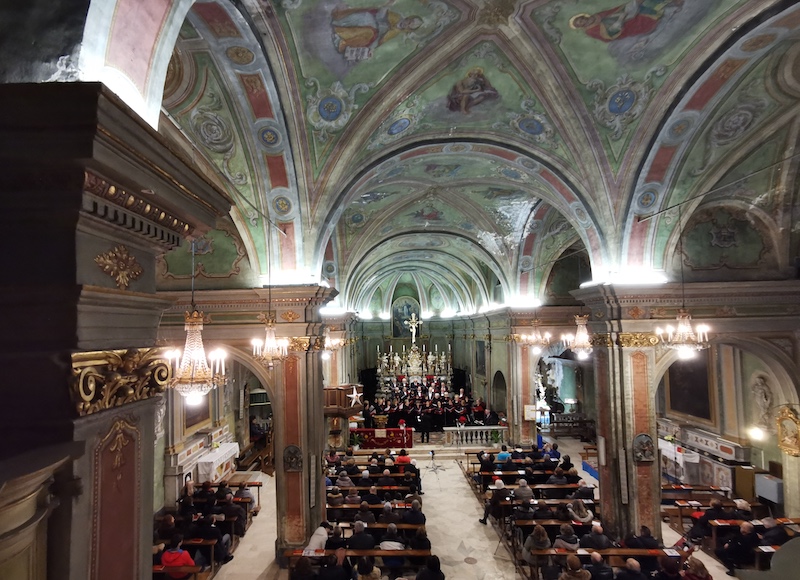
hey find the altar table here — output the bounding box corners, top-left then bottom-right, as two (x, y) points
(197, 442), (240, 482)
(351, 428), (413, 449)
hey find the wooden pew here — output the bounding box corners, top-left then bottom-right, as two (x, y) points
(326, 502), (413, 521)
(152, 565), (203, 579)
(527, 547), (689, 568)
(284, 548), (432, 571)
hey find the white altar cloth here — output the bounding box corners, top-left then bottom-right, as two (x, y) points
(197, 442), (240, 482)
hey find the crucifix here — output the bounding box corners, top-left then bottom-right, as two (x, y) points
(404, 312), (423, 345)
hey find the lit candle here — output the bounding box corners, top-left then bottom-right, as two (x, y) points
(377, 345), (380, 353)
(435, 344), (438, 352)
(423, 344), (426, 352)
(390, 345), (393, 353)
(403, 345), (406, 353)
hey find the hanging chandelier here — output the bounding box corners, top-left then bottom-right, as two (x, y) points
(562, 314), (592, 360)
(519, 318), (551, 355)
(252, 315), (289, 370)
(655, 207), (710, 359)
(165, 241), (227, 405)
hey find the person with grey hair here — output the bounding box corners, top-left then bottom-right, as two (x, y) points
(759, 517), (789, 545)
(367, 458), (381, 474)
(585, 551), (613, 580)
(612, 558), (647, 580)
(514, 478), (534, 502)
(348, 520), (375, 549)
(716, 520), (759, 575)
(379, 501), (402, 524)
(403, 499), (426, 524)
(379, 522), (407, 578)
(335, 470), (355, 488)
(356, 470), (372, 487)
(579, 524), (614, 549)
(479, 479), (511, 525)
(568, 479), (595, 500)
(377, 469), (395, 487)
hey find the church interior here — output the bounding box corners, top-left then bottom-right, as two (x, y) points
(1, 0), (800, 578)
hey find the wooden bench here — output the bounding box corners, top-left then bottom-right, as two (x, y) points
(527, 547), (689, 568)
(152, 564), (204, 579)
(284, 548), (432, 571)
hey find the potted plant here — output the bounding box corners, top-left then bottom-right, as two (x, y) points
(349, 431), (363, 450)
(490, 429), (502, 447)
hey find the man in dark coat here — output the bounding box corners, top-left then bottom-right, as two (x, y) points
(715, 521), (760, 575)
(479, 480), (511, 525)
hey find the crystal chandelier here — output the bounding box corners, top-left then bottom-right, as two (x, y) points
(655, 207), (710, 359)
(519, 318), (551, 355)
(251, 229), (288, 369)
(562, 314), (593, 360)
(165, 241), (227, 405)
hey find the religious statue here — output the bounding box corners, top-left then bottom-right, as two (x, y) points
(404, 312), (423, 344)
(751, 375), (773, 428)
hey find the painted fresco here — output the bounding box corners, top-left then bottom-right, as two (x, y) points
(531, 0), (742, 164)
(364, 41), (565, 160)
(272, 0), (459, 167)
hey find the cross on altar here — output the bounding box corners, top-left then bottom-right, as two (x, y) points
(404, 313), (422, 344)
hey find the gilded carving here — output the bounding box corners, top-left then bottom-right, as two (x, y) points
(71, 349), (171, 417)
(591, 333), (613, 348)
(281, 310), (301, 322)
(94, 245), (143, 290)
(777, 406), (800, 457)
(478, 0), (518, 25)
(289, 337), (311, 352)
(617, 333), (660, 348)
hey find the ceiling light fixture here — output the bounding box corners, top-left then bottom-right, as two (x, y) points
(562, 314), (592, 360)
(166, 240), (227, 405)
(655, 207), (710, 359)
(252, 227), (288, 370)
(519, 317), (551, 355)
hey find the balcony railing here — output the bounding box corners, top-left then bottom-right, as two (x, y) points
(442, 425), (508, 447)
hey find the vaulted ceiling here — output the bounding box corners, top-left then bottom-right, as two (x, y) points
(157, 0), (800, 315)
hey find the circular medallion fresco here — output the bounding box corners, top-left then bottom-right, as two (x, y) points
(273, 196), (292, 215)
(637, 189), (658, 210)
(259, 127), (281, 148)
(519, 256), (534, 272)
(387, 118), (411, 135)
(609, 90), (636, 114)
(571, 202), (592, 228)
(323, 261), (336, 276)
(500, 167), (524, 181)
(318, 96), (343, 121)
(226, 46), (255, 65)
(518, 117), (544, 135)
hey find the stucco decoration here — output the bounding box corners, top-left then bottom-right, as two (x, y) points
(284, 445), (303, 471)
(94, 246), (143, 291)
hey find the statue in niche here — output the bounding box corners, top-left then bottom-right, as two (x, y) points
(751, 374), (773, 429)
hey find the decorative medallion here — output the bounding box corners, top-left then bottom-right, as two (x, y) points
(306, 79), (371, 142)
(388, 118), (411, 135)
(273, 196), (292, 216)
(636, 188), (659, 211)
(662, 112), (699, 146)
(627, 306), (644, 320)
(588, 67), (665, 140)
(226, 46), (255, 64)
(322, 261), (337, 276)
(345, 210), (367, 230)
(633, 433), (656, 462)
(94, 245), (143, 290)
(71, 349), (171, 417)
(259, 126), (282, 149)
(498, 98), (557, 148)
(281, 310), (301, 322)
(571, 202), (592, 229)
(284, 445), (303, 471)
(519, 256), (534, 272)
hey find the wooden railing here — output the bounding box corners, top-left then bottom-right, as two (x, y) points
(443, 425), (508, 447)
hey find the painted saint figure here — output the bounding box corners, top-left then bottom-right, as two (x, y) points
(569, 0), (683, 42)
(447, 67), (498, 114)
(331, 0), (423, 61)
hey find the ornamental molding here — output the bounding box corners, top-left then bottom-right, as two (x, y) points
(617, 333), (660, 348)
(591, 333), (613, 348)
(94, 245), (143, 290)
(281, 310), (301, 322)
(71, 349), (170, 417)
(289, 337), (311, 352)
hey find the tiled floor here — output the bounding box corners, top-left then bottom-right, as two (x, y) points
(213, 434), (731, 579)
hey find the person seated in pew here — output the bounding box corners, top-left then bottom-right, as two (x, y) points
(404, 484), (423, 507)
(384, 457), (398, 473)
(354, 556), (381, 580)
(653, 556), (681, 580)
(191, 516), (234, 564)
(408, 527), (431, 565)
(178, 496), (199, 522)
(403, 499), (426, 525)
(325, 525), (348, 550)
(500, 456), (516, 471)
(344, 458), (361, 476)
(511, 446), (526, 460)
(580, 524), (616, 550)
(527, 446), (543, 461)
(202, 497), (226, 524)
(513, 498), (537, 520)
(567, 499), (593, 524)
(514, 479), (535, 502)
(415, 555), (444, 580)
(522, 524), (552, 577)
(553, 524), (580, 567)
(306, 521), (333, 551)
(336, 470), (355, 488)
(496, 445), (511, 462)
(345, 488), (362, 504)
(549, 443), (561, 460)
(327, 486), (344, 522)
(715, 521), (759, 576)
(401, 471), (415, 488)
(214, 480), (233, 500)
(395, 448), (412, 468)
(407, 459), (423, 494)
(613, 558), (648, 580)
(157, 514), (180, 541)
(348, 521), (376, 550)
(622, 525), (660, 574)
(325, 470), (334, 487)
(732, 499), (753, 521)
(533, 500), (555, 520)
(379, 523), (408, 579)
(379, 448), (393, 462)
(479, 480), (511, 525)
(356, 470), (373, 488)
(317, 549), (350, 580)
(219, 496), (247, 537)
(560, 554), (591, 580)
(559, 455), (575, 472)
(759, 517), (790, 545)
(195, 481), (216, 504)
(367, 458), (381, 474)
(161, 534), (198, 580)
(585, 551), (614, 580)
(355, 501), (376, 524)
(536, 454), (556, 471)
(568, 480), (594, 500)
(479, 452), (496, 472)
(379, 502), (402, 524)
(326, 448), (341, 468)
(566, 468), (581, 485)
(687, 499), (728, 542)
(545, 468), (570, 499)
(361, 486), (381, 506)
(291, 556), (317, 580)
(680, 557), (711, 580)
(234, 483), (259, 516)
(377, 469), (396, 487)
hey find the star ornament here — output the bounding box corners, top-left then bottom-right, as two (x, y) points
(347, 386), (362, 407)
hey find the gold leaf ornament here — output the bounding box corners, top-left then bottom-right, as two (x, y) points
(95, 245), (143, 290)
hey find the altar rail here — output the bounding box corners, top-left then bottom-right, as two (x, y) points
(443, 426), (508, 447)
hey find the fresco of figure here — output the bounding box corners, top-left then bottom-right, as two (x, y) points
(446, 67), (499, 114)
(569, 0), (683, 42)
(331, 0), (423, 61)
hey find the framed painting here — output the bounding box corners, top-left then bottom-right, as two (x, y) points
(392, 297), (420, 338)
(183, 395), (211, 437)
(665, 349), (716, 427)
(777, 406), (800, 457)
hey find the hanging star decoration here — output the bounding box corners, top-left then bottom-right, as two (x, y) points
(347, 386), (362, 407)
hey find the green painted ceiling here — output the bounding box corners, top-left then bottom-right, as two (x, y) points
(157, 0), (800, 314)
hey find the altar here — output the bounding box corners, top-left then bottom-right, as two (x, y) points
(351, 428), (413, 449)
(196, 442), (240, 482)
